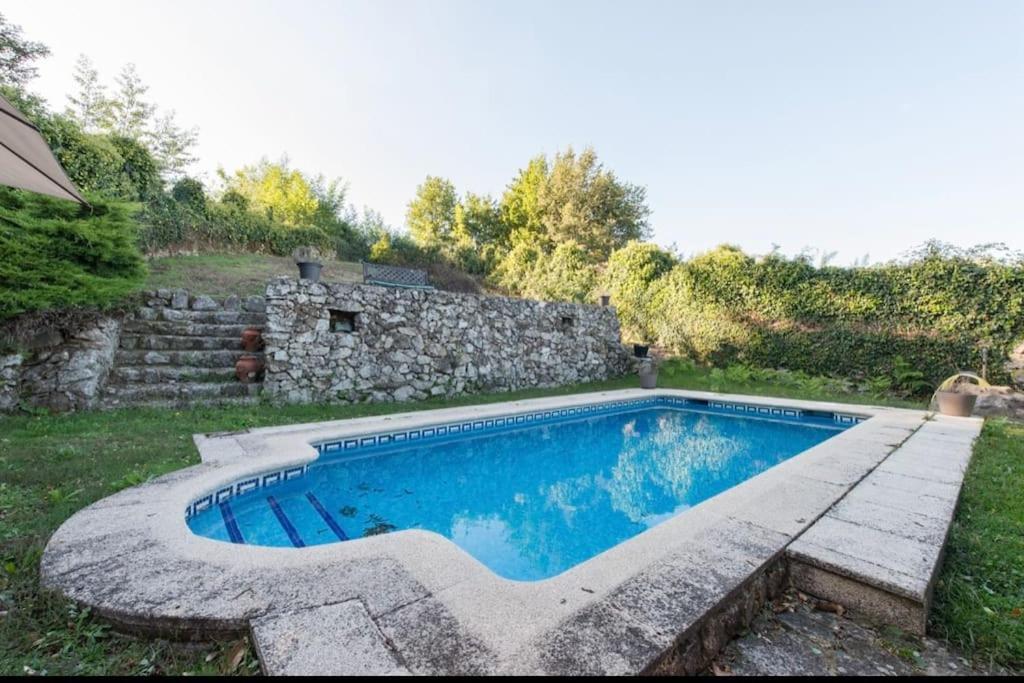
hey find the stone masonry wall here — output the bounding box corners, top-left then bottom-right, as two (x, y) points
(264, 278), (631, 404)
(5, 316), (122, 412)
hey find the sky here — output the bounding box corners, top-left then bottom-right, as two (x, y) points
(6, 0), (1023, 264)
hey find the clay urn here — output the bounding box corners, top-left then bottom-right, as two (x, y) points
(241, 327), (263, 352)
(235, 354), (264, 383)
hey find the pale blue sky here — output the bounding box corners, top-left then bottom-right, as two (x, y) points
(7, 0), (1023, 263)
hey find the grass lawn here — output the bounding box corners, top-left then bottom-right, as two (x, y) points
(144, 253), (363, 297)
(0, 361), (1017, 674)
(931, 417), (1024, 670)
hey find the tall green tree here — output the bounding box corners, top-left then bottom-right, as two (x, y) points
(454, 192), (505, 246)
(537, 147), (651, 262)
(147, 111), (198, 181)
(406, 176), (458, 248)
(220, 158), (326, 227)
(500, 155), (548, 242)
(107, 63), (155, 139)
(66, 54), (111, 131)
(0, 12), (49, 88)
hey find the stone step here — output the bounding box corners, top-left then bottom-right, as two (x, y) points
(122, 320), (259, 338)
(109, 365), (239, 384)
(101, 381), (262, 402)
(134, 308), (267, 326)
(98, 393), (263, 411)
(119, 335), (246, 352)
(114, 349), (263, 368)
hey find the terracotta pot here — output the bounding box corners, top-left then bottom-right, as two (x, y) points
(936, 391), (977, 417)
(241, 327), (263, 352)
(235, 354), (264, 384)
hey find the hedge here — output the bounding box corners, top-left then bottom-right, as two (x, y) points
(628, 244), (1024, 388)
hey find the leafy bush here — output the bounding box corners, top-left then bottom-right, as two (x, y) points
(622, 243), (1024, 389)
(0, 188), (146, 320)
(600, 241), (676, 341)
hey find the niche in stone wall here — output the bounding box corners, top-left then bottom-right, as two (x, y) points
(328, 309), (358, 333)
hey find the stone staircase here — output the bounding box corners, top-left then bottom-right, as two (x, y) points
(99, 291), (267, 410)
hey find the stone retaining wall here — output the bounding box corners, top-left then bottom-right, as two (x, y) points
(263, 278), (631, 404)
(1, 316), (122, 412)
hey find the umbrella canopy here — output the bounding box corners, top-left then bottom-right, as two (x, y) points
(0, 93), (87, 204)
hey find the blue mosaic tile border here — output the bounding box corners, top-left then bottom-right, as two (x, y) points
(314, 396), (866, 457)
(184, 395), (867, 520)
(186, 465), (307, 519)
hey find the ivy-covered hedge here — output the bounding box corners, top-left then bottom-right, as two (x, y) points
(618, 244), (1024, 388)
(0, 188), (146, 320)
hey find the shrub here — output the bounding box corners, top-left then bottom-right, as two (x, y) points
(599, 241), (676, 341)
(643, 244), (1024, 389)
(0, 188), (146, 320)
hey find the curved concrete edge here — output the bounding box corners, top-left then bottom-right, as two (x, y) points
(40, 389), (929, 674)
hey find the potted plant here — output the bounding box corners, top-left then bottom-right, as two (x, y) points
(933, 372), (989, 417)
(638, 355), (659, 389)
(293, 246), (323, 282)
(599, 294), (611, 307)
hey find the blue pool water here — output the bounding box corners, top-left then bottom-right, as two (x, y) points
(188, 402), (849, 580)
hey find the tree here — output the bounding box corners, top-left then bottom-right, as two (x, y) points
(66, 54), (111, 131)
(107, 63), (155, 139)
(221, 158), (320, 226)
(537, 147), (651, 262)
(0, 12), (49, 88)
(455, 192), (505, 246)
(500, 155), (548, 242)
(147, 111), (198, 180)
(406, 176), (457, 247)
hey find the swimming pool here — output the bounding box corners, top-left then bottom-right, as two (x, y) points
(187, 397), (854, 580)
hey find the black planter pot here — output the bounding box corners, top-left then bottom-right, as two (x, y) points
(297, 262), (322, 282)
(633, 344), (649, 358)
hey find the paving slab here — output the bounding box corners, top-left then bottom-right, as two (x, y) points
(251, 600), (410, 676)
(787, 415), (983, 635)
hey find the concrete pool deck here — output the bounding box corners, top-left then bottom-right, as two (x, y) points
(39, 389), (981, 675)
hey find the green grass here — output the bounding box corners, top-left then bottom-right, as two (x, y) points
(3, 359), (1003, 676)
(931, 418), (1024, 670)
(144, 253), (363, 297)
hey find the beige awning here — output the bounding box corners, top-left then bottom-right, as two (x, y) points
(0, 93), (87, 204)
